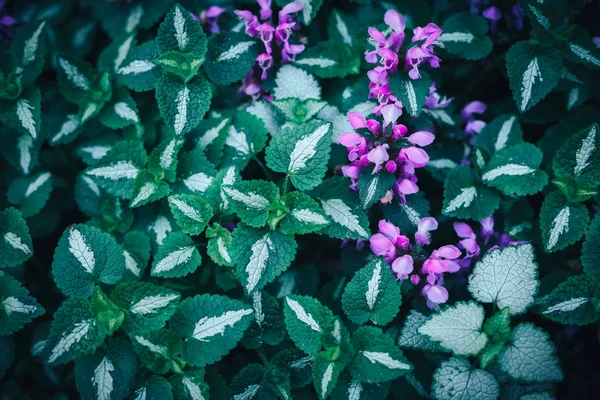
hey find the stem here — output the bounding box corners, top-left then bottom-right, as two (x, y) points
(253, 156), (274, 181)
(282, 175), (291, 196)
(257, 347), (269, 367)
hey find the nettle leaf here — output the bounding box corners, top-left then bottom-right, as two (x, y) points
(283, 295), (334, 355)
(0, 275), (44, 335)
(388, 72), (431, 118)
(383, 193), (430, 235)
(85, 140), (147, 200)
(539, 274), (600, 325)
(0, 335), (14, 378)
(342, 258), (402, 326)
(398, 310), (446, 352)
(130, 171), (170, 208)
(418, 301), (488, 356)
(156, 4), (207, 57)
(3, 132), (39, 175)
(243, 291), (286, 348)
(150, 232), (201, 278)
(280, 191), (329, 236)
(205, 31), (257, 85)
(328, 9), (355, 47)
(156, 73), (212, 136)
(439, 12), (492, 60)
(146, 213), (175, 248)
(10, 20), (47, 83)
(56, 55), (95, 104)
(121, 230), (151, 280)
(506, 41), (563, 113)
(168, 194), (213, 236)
(540, 191), (589, 252)
(272, 349), (314, 389)
(192, 116), (230, 165)
(266, 120), (332, 191)
(350, 326), (412, 383)
(222, 180), (279, 228)
(170, 293), (253, 367)
(552, 123), (600, 187)
(442, 165), (500, 221)
(52, 224), (125, 298)
(7, 171), (53, 218)
(475, 114), (523, 155)
(131, 329), (181, 374)
(98, 33), (136, 76)
(247, 100), (281, 136)
(582, 212), (600, 277)
(43, 298), (105, 365)
(319, 177), (370, 240)
(468, 244), (539, 315)
(356, 170), (396, 210)
(0, 86), (41, 139)
(481, 143), (548, 196)
(206, 223), (234, 267)
(74, 336), (138, 400)
(117, 41), (161, 92)
(222, 111), (268, 168)
(273, 64), (321, 101)
(111, 281), (181, 334)
(432, 357), (499, 400)
(0, 207), (33, 269)
(130, 376), (173, 400)
(148, 138), (184, 182)
(497, 323), (563, 383)
(169, 368), (208, 400)
(47, 110), (82, 146)
(229, 363), (287, 400)
(232, 225), (297, 294)
(565, 26), (600, 69)
(176, 148), (218, 196)
(312, 353), (345, 400)
(272, 98), (327, 124)
(295, 41), (360, 78)
(98, 89), (140, 130)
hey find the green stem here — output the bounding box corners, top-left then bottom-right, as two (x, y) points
(253, 156), (274, 181)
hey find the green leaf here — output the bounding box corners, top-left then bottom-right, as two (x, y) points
(497, 323), (563, 383)
(150, 232), (201, 278)
(279, 191), (329, 236)
(432, 357), (499, 400)
(74, 336), (138, 400)
(121, 230), (151, 280)
(552, 123), (600, 187)
(168, 194), (213, 236)
(243, 291), (286, 348)
(156, 4), (207, 57)
(232, 225), (297, 294)
(506, 41), (563, 113)
(98, 90), (140, 130)
(52, 224), (125, 298)
(565, 26), (600, 69)
(582, 212), (600, 277)
(418, 301), (488, 356)
(130, 171), (171, 208)
(283, 295), (334, 355)
(0, 85), (42, 139)
(56, 55), (96, 104)
(398, 310), (446, 352)
(98, 33), (136, 75)
(229, 363), (287, 400)
(481, 143), (548, 196)
(205, 31), (258, 85)
(156, 50), (206, 83)
(192, 115), (231, 165)
(296, 41), (360, 78)
(272, 349), (314, 389)
(221, 110), (268, 168)
(117, 41), (161, 92)
(350, 326), (412, 383)
(169, 368), (209, 400)
(176, 148), (218, 196)
(272, 98), (327, 124)
(47, 109), (82, 146)
(206, 223), (234, 267)
(382, 193), (430, 235)
(539, 275), (600, 325)
(7, 171), (53, 218)
(273, 65), (321, 101)
(439, 12), (493, 60)
(483, 308), (512, 344)
(266, 120), (332, 191)
(319, 177), (371, 240)
(222, 180), (279, 228)
(312, 353), (345, 399)
(170, 293), (254, 367)
(10, 20), (48, 84)
(0, 275), (44, 335)
(148, 138), (184, 182)
(442, 166), (500, 220)
(475, 114), (523, 155)
(131, 329), (181, 374)
(43, 298), (106, 365)
(91, 287), (124, 336)
(0, 207), (33, 269)
(131, 376), (173, 400)
(342, 258), (402, 326)
(468, 244), (539, 314)
(540, 190), (589, 252)
(85, 140), (147, 200)
(111, 281), (181, 334)
(388, 72), (431, 117)
(356, 170), (396, 210)
(0, 336), (14, 379)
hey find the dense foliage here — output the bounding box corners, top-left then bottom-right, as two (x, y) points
(1, 0), (600, 399)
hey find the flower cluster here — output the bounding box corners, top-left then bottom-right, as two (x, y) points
(370, 218), (462, 308)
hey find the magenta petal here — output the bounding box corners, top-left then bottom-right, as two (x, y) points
(461, 100), (487, 120)
(407, 131), (435, 146)
(279, 1), (304, 16)
(206, 6), (226, 18)
(367, 146), (390, 166)
(453, 222), (475, 239)
(381, 104), (402, 125)
(396, 179), (418, 195)
(426, 285), (448, 305)
(418, 217), (438, 234)
(402, 147), (429, 167)
(368, 27), (387, 45)
(384, 10), (406, 33)
(347, 112), (367, 129)
(435, 245), (462, 260)
(378, 220), (400, 240)
(338, 132), (364, 147)
(342, 165), (360, 180)
(392, 254), (414, 276)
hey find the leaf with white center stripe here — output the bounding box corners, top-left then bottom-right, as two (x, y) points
(132, 330), (181, 374)
(222, 110), (268, 168)
(10, 20), (47, 83)
(350, 326), (412, 383)
(498, 323), (563, 383)
(222, 180), (278, 228)
(389, 72), (431, 117)
(229, 363), (291, 400)
(553, 123), (600, 187)
(0, 275), (44, 335)
(439, 12), (492, 60)
(170, 294), (253, 367)
(273, 64), (321, 101)
(97, 33), (136, 76)
(52, 224), (126, 298)
(0, 86), (42, 139)
(111, 281), (180, 334)
(283, 295), (334, 355)
(271, 98), (327, 124)
(74, 336), (138, 400)
(475, 114), (523, 155)
(383, 193), (431, 235)
(118, 41), (161, 92)
(129, 171), (170, 208)
(442, 166), (500, 221)
(540, 190), (589, 252)
(49, 112), (80, 146)
(506, 41), (562, 112)
(280, 191), (329, 235)
(193, 116), (231, 164)
(206, 223), (234, 267)
(156, 4), (207, 56)
(565, 27), (600, 69)
(432, 357), (499, 400)
(205, 31), (258, 85)
(6, 171), (53, 217)
(312, 355), (343, 400)
(119, 230), (151, 280)
(319, 177), (371, 240)
(468, 244), (539, 314)
(151, 232), (201, 278)
(539, 274), (600, 325)
(43, 298), (105, 365)
(168, 194), (213, 236)
(328, 10), (354, 46)
(98, 89), (140, 129)
(418, 301), (488, 356)
(147, 138), (184, 183)
(271, 349), (314, 389)
(342, 258), (402, 326)
(482, 143), (548, 196)
(0, 208), (33, 269)
(170, 368), (209, 400)
(243, 291), (286, 348)
(56, 55), (95, 103)
(295, 41), (360, 78)
(156, 73), (212, 136)
(176, 148), (218, 198)
(130, 376), (172, 400)
(423, 108), (456, 126)
(398, 310), (446, 352)
(356, 169), (396, 210)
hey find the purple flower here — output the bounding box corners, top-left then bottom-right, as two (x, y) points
(370, 233), (397, 262)
(406, 23), (442, 80)
(415, 217), (438, 246)
(338, 132), (368, 161)
(392, 254), (413, 280)
(422, 245), (461, 274)
(367, 145), (390, 174)
(422, 282), (449, 307)
(425, 83), (453, 109)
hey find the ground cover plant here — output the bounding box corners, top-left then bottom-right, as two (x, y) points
(1, 0), (600, 398)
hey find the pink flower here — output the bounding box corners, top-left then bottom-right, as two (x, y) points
(406, 131), (435, 146)
(370, 233), (397, 262)
(422, 245), (461, 274)
(381, 104), (402, 126)
(422, 284), (448, 307)
(367, 145), (390, 173)
(415, 217), (438, 246)
(257, 0), (272, 20)
(399, 147), (429, 168)
(338, 132), (367, 161)
(347, 112), (367, 129)
(392, 254), (414, 280)
(256, 53), (273, 80)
